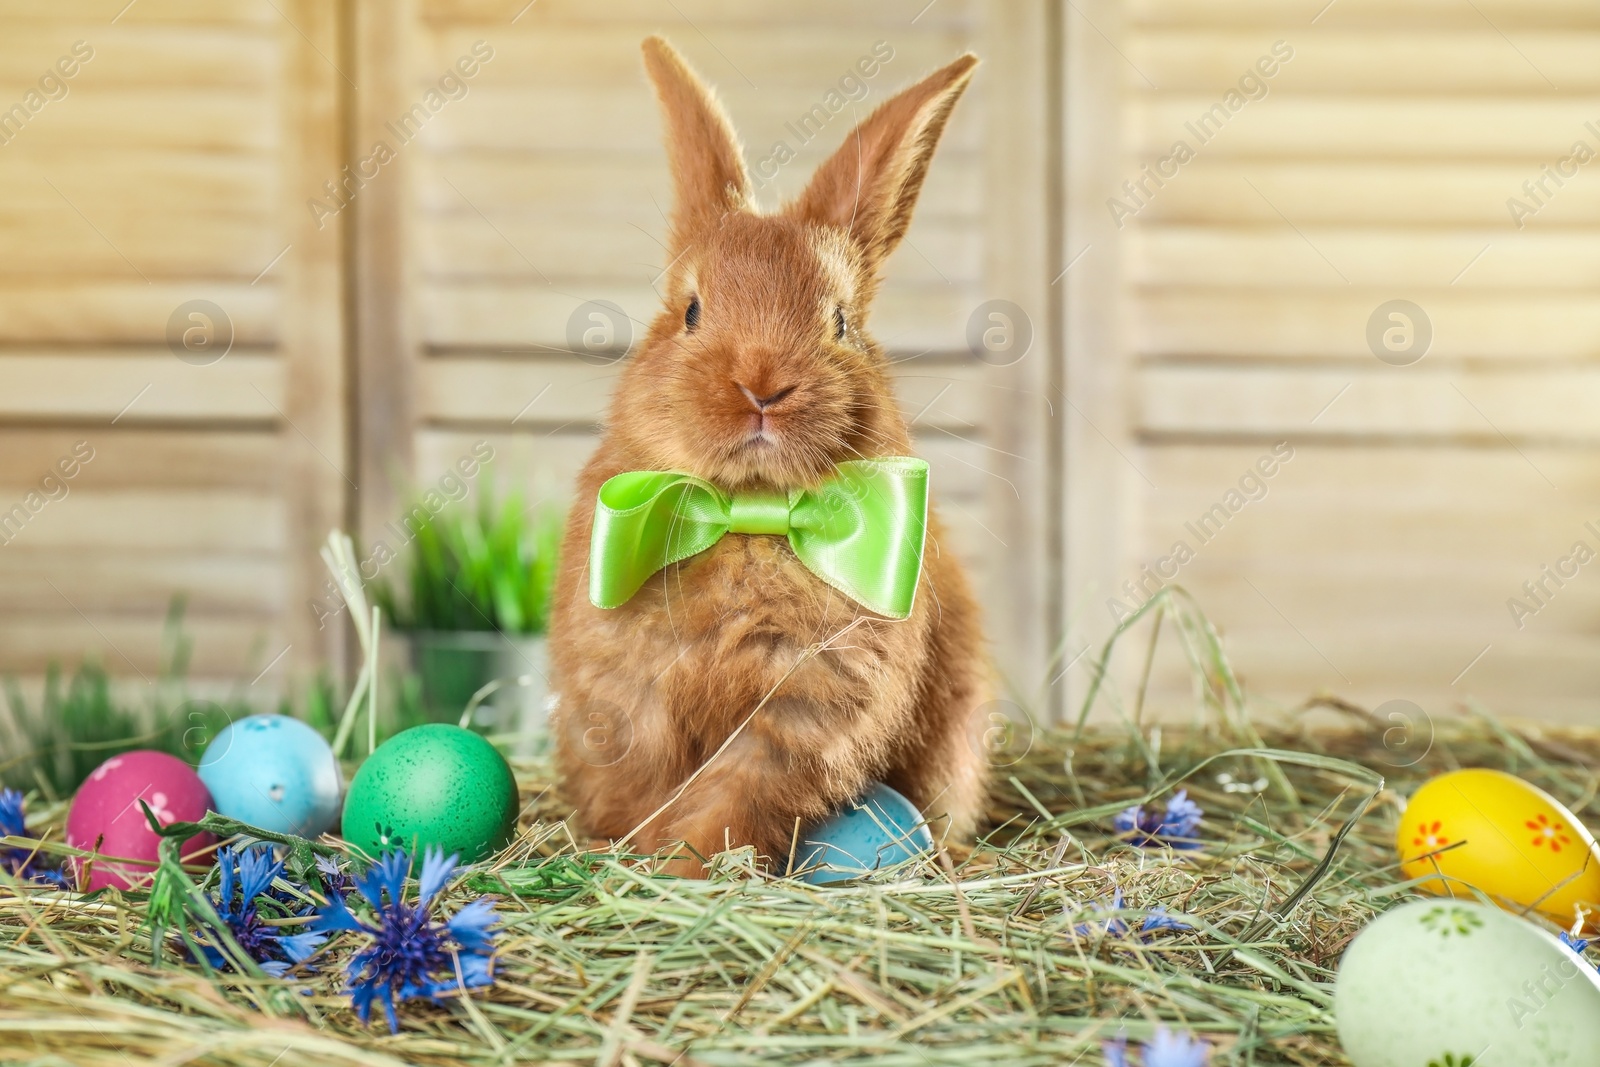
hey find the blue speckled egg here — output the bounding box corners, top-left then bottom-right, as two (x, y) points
(199, 714), (343, 837)
(793, 782), (934, 885)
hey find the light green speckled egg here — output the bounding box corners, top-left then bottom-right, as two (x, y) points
(1335, 898), (1600, 1067)
(341, 724), (519, 864)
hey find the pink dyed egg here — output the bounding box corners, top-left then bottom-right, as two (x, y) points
(66, 751), (216, 891)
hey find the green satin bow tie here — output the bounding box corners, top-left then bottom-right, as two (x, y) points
(587, 457), (929, 619)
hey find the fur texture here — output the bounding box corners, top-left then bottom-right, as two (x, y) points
(549, 36), (990, 877)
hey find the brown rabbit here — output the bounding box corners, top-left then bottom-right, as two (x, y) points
(549, 36), (991, 877)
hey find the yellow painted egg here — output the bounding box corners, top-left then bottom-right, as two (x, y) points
(1397, 768), (1600, 929)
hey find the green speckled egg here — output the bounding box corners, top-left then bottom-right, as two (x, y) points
(1335, 898), (1600, 1067)
(341, 724), (519, 863)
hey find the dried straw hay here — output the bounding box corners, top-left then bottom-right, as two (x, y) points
(4, 597), (1598, 1066)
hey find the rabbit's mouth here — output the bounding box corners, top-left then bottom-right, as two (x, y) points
(727, 428), (797, 471)
(694, 423), (844, 491)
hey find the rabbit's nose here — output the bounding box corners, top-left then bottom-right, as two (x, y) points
(736, 382), (796, 411)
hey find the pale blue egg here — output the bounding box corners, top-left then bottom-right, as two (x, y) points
(793, 782), (934, 885)
(199, 714), (343, 837)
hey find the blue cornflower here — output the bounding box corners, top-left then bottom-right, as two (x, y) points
(1144, 1027), (1210, 1066)
(1102, 1027), (1210, 1066)
(1139, 906), (1192, 936)
(315, 854), (354, 898)
(1074, 888), (1191, 941)
(311, 847), (500, 1033)
(1559, 928), (1600, 973)
(1074, 886), (1130, 938)
(194, 844), (325, 976)
(1114, 789), (1204, 850)
(0, 788), (68, 887)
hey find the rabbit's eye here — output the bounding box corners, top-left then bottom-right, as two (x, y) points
(833, 306), (847, 340)
(684, 296), (701, 332)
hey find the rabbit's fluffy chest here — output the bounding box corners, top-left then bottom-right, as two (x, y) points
(619, 533), (923, 733)
(655, 533), (876, 645)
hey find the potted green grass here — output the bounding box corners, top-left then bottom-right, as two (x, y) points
(371, 487), (561, 751)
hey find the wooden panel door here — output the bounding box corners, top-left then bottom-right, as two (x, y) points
(1117, 0), (1600, 723)
(0, 0), (345, 686)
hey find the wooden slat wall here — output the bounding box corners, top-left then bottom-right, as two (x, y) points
(26, 0), (1592, 731)
(0, 1), (344, 682)
(0, 0), (1057, 708)
(1118, 1), (1600, 722)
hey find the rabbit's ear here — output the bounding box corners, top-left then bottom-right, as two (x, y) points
(788, 54), (977, 273)
(642, 36), (751, 245)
